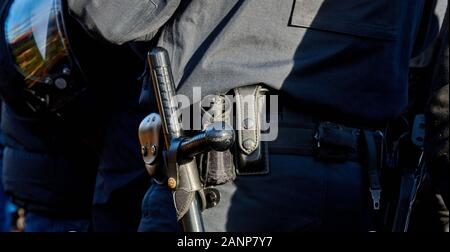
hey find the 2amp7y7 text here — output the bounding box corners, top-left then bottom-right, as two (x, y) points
(221, 236), (272, 247)
(177, 236), (273, 249)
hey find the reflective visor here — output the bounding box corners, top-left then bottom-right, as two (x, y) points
(4, 0), (69, 88)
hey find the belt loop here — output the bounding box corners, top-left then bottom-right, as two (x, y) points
(362, 130), (384, 211)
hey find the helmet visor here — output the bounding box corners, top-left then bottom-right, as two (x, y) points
(4, 0), (69, 88)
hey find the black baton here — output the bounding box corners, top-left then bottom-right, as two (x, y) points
(148, 47), (205, 232)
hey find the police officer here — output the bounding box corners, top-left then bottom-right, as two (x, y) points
(425, 8), (449, 209)
(68, 0), (447, 231)
(0, 0), (151, 231)
(398, 5), (449, 232)
(414, 7), (449, 232)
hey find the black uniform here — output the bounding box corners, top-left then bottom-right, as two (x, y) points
(0, 0), (151, 231)
(68, 0), (447, 231)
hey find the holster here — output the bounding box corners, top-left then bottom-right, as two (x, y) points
(200, 95), (236, 187)
(234, 85), (270, 175)
(201, 85), (270, 188)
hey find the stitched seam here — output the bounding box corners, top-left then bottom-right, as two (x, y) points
(121, 0), (158, 43)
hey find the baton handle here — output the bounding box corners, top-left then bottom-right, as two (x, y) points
(148, 48), (182, 148)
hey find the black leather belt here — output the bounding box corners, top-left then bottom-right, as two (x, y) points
(268, 121), (361, 162)
(268, 118), (384, 210)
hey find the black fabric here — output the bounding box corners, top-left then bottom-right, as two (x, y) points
(412, 0), (442, 58)
(91, 170), (150, 232)
(67, 0), (440, 123)
(2, 142), (97, 218)
(425, 7), (449, 207)
(68, 11), (152, 231)
(91, 109), (151, 231)
(0, 1), (150, 222)
(409, 176), (449, 232)
(268, 105), (363, 162)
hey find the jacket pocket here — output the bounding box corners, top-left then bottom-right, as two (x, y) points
(290, 0), (400, 40)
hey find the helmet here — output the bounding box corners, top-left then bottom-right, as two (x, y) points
(3, 0), (85, 113)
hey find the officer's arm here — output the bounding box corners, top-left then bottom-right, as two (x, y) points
(67, 0), (181, 45)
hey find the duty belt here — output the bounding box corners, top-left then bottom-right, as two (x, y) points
(269, 122), (361, 162)
(231, 85), (384, 211)
(268, 120), (384, 211)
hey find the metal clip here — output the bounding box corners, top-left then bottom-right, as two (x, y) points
(138, 113), (162, 176)
(370, 188), (382, 210)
